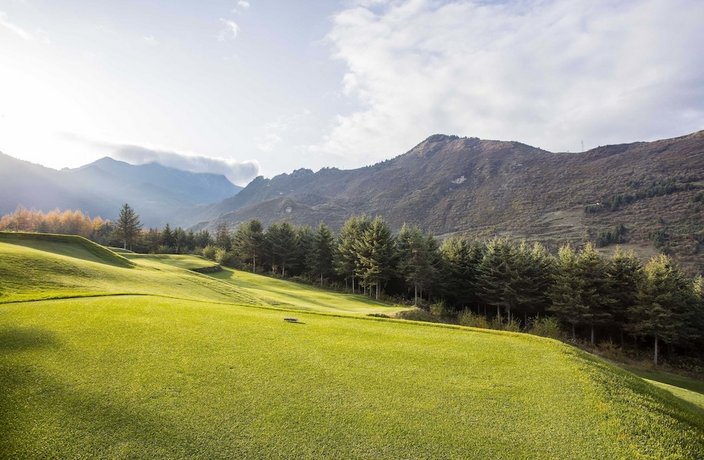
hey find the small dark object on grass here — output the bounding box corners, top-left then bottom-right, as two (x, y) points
(284, 317), (300, 323)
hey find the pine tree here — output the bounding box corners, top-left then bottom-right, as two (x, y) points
(116, 203), (142, 250)
(309, 223), (335, 286)
(397, 224), (436, 305)
(609, 248), (643, 345)
(266, 222), (296, 277)
(440, 237), (484, 312)
(630, 255), (699, 366)
(478, 238), (515, 321)
(292, 226), (314, 277)
(576, 243), (615, 345)
(354, 217), (395, 300)
(233, 220), (264, 272)
(215, 223), (232, 251)
(549, 245), (587, 340)
(174, 227), (188, 254)
(194, 230), (212, 249)
(335, 215), (371, 293)
(161, 223), (175, 250)
(510, 241), (555, 324)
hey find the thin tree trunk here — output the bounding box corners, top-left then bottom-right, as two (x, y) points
(252, 253), (256, 273)
(414, 283), (418, 306)
(590, 326), (595, 346)
(376, 281), (380, 300)
(654, 335), (659, 367)
(320, 273), (323, 286)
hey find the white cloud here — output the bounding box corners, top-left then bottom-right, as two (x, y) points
(60, 133), (259, 185)
(112, 145), (260, 185)
(142, 35), (158, 46)
(237, 1), (250, 10)
(256, 132), (282, 152)
(313, 0), (704, 165)
(256, 110), (313, 153)
(0, 11), (32, 40)
(218, 18), (239, 41)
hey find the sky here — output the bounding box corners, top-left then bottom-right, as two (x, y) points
(1, 0), (703, 185)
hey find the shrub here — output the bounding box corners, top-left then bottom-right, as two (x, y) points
(395, 308), (439, 323)
(215, 249), (237, 267)
(429, 301), (447, 317)
(596, 340), (626, 361)
(156, 244), (173, 254)
(503, 319), (521, 332)
(528, 317), (562, 339)
(367, 313), (390, 318)
(202, 245), (217, 261)
(458, 310), (489, 329)
(595, 224), (627, 247)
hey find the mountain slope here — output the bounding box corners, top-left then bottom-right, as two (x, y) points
(201, 131), (704, 271)
(0, 153), (242, 226)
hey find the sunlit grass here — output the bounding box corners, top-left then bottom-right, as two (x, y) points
(0, 234), (703, 458)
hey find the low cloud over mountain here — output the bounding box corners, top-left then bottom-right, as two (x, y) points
(112, 145), (259, 186)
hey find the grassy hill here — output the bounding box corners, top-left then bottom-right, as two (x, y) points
(1, 234), (703, 458)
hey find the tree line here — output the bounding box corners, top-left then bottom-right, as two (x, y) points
(3, 205), (702, 365)
(200, 215), (703, 366)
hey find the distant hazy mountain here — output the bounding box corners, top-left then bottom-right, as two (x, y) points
(195, 131), (704, 272)
(0, 154), (241, 226)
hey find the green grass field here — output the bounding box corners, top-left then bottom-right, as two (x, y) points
(1, 233), (703, 458)
(125, 253), (220, 271)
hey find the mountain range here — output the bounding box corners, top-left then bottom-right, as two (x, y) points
(195, 130), (704, 272)
(0, 154), (241, 227)
(2, 130), (703, 271)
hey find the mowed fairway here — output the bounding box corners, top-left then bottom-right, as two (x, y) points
(1, 234), (703, 458)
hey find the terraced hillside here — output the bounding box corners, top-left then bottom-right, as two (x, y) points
(1, 233), (703, 458)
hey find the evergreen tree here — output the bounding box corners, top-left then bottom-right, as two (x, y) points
(292, 225), (314, 276)
(161, 223), (175, 250)
(309, 223), (335, 286)
(116, 203), (142, 250)
(510, 242), (555, 324)
(335, 215), (371, 293)
(609, 247), (643, 345)
(143, 228), (160, 253)
(576, 243), (615, 345)
(478, 238), (515, 321)
(266, 221), (296, 277)
(440, 237), (484, 312)
(233, 220), (265, 272)
(194, 230), (212, 249)
(397, 224), (436, 305)
(549, 245), (587, 340)
(174, 227), (188, 254)
(354, 217), (395, 300)
(215, 223), (232, 251)
(630, 255), (700, 366)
